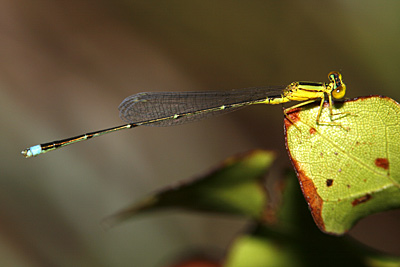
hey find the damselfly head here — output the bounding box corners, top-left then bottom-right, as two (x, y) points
(328, 71), (346, 99)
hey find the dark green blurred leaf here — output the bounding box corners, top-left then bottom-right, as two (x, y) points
(104, 150), (275, 226)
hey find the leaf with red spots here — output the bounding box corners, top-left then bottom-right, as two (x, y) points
(285, 96), (400, 235)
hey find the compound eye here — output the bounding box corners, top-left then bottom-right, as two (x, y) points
(332, 84), (346, 99)
(328, 71), (341, 81)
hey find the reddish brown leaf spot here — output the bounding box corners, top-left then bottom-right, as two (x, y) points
(285, 130), (325, 232)
(296, 168), (325, 231)
(353, 95), (387, 102)
(326, 179), (333, 187)
(284, 108), (301, 129)
(351, 194), (372, 206)
(375, 158), (389, 170)
(309, 127), (317, 135)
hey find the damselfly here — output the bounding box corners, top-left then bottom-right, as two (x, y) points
(21, 71), (346, 158)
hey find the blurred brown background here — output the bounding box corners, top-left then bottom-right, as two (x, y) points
(2, 0), (400, 266)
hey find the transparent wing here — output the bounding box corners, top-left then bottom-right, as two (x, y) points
(118, 87), (285, 126)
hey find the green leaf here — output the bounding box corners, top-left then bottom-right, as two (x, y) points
(103, 150), (275, 226)
(284, 95), (400, 235)
(224, 225), (299, 267)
